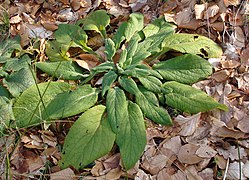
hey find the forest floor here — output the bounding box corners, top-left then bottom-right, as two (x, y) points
(0, 0), (249, 179)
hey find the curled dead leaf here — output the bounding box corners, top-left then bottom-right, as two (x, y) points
(204, 5), (219, 19)
(10, 14), (22, 24)
(194, 4), (206, 20)
(75, 54), (100, 70)
(175, 113), (201, 136)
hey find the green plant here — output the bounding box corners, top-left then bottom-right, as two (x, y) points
(1, 10), (228, 171)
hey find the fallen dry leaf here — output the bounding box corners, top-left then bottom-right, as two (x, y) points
(227, 161), (246, 179)
(141, 154), (169, 175)
(184, 165), (202, 180)
(243, 161), (249, 178)
(196, 144), (217, 158)
(199, 168), (214, 180)
(50, 168), (75, 180)
(156, 168), (172, 180)
(204, 4), (219, 19)
(175, 113), (201, 136)
(10, 14), (22, 24)
(237, 116), (249, 133)
(160, 136), (182, 155)
(211, 69), (230, 82)
(178, 144), (203, 164)
(194, 4), (206, 20)
(217, 145), (247, 160)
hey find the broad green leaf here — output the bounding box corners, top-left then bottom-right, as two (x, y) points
(43, 85), (98, 119)
(36, 61), (86, 80)
(131, 19), (175, 64)
(118, 49), (128, 68)
(138, 76), (162, 93)
(162, 34), (223, 58)
(128, 64), (163, 79)
(124, 13), (144, 41)
(0, 84), (10, 98)
(106, 88), (128, 133)
(0, 38), (21, 62)
(118, 76), (140, 95)
(60, 105), (115, 170)
(121, 68), (149, 78)
(153, 54), (213, 84)
(136, 90), (172, 125)
(142, 17), (176, 38)
(113, 22), (128, 49)
(0, 67), (8, 77)
(3, 54), (31, 72)
(3, 68), (36, 97)
(83, 10), (110, 38)
(102, 71), (118, 96)
(54, 24), (91, 52)
(138, 87), (159, 106)
(13, 82), (71, 128)
(116, 101), (146, 170)
(112, 13), (143, 49)
(162, 81), (228, 113)
(105, 38), (116, 61)
(91, 62), (115, 74)
(45, 41), (71, 61)
(0, 97), (14, 136)
(122, 37), (139, 68)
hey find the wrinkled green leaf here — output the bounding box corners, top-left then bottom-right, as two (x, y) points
(105, 38), (116, 61)
(153, 54), (213, 84)
(0, 97), (14, 136)
(91, 62), (115, 74)
(136, 90), (172, 125)
(130, 64), (163, 79)
(112, 13), (143, 49)
(55, 24), (91, 52)
(162, 81), (228, 113)
(121, 67), (148, 78)
(124, 13), (144, 42)
(131, 18), (175, 64)
(0, 67), (8, 77)
(13, 82), (71, 128)
(45, 41), (71, 61)
(122, 37), (139, 68)
(118, 76), (140, 95)
(0, 84), (10, 98)
(3, 68), (36, 97)
(3, 54), (31, 72)
(116, 101), (146, 170)
(44, 85), (98, 119)
(163, 34), (223, 58)
(113, 22), (128, 49)
(60, 105), (115, 170)
(106, 88), (128, 133)
(36, 61), (86, 80)
(118, 49), (128, 68)
(138, 76), (162, 93)
(0, 38), (21, 62)
(142, 17), (176, 38)
(102, 71), (118, 96)
(83, 10), (110, 38)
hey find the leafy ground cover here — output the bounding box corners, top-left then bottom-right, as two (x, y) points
(0, 0), (249, 179)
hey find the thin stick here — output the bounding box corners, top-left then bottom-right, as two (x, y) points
(223, 158), (229, 180)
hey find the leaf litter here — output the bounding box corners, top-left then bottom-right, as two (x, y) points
(0, 0), (249, 179)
